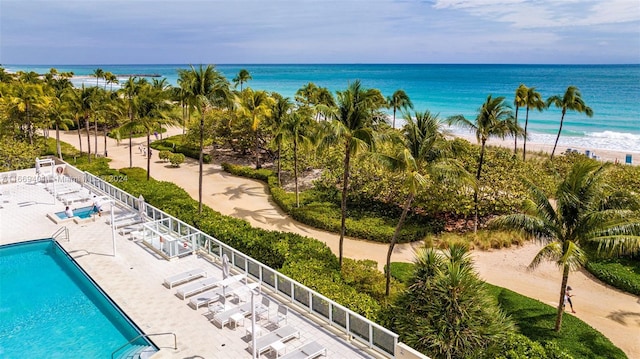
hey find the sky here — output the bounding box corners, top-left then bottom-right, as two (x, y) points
(1, 0), (639, 65)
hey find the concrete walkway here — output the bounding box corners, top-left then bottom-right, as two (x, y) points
(56, 128), (640, 358)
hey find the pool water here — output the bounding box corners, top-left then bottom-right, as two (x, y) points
(54, 205), (94, 219)
(0, 240), (155, 358)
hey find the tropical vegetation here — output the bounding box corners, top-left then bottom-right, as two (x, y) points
(1, 65), (638, 359)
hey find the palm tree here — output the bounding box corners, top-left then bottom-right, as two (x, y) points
(513, 84), (527, 154)
(233, 69), (252, 91)
(237, 89), (273, 169)
(382, 110), (468, 295)
(448, 95), (518, 233)
(118, 77), (143, 168)
(92, 68), (105, 87)
(489, 160), (640, 331)
(547, 86), (593, 160)
(135, 83), (176, 180)
(522, 86), (546, 161)
(44, 71), (74, 159)
(387, 90), (413, 129)
(269, 94), (294, 185)
(183, 64), (230, 213)
(282, 108), (315, 207)
(320, 80), (386, 268)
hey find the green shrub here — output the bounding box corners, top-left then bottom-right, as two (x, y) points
(159, 150), (172, 162)
(585, 257), (640, 296)
(150, 135), (211, 163)
(485, 332), (573, 359)
(169, 153), (185, 167)
(388, 262), (414, 284)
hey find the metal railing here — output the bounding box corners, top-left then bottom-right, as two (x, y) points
(81, 168), (399, 358)
(52, 226), (69, 242)
(111, 332), (176, 359)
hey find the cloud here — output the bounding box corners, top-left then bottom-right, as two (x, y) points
(432, 0), (640, 29)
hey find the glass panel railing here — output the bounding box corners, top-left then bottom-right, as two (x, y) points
(373, 326), (397, 356)
(332, 306), (347, 330)
(293, 284), (309, 308)
(311, 294), (330, 320)
(349, 313), (370, 342)
(277, 276), (292, 299)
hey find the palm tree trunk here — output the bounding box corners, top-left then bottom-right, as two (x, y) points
(523, 107), (530, 161)
(146, 131), (151, 181)
(386, 193), (414, 296)
(94, 117), (98, 157)
(551, 111), (566, 160)
(55, 124), (63, 160)
(198, 117), (204, 214)
(129, 132), (133, 168)
(392, 108), (396, 129)
(513, 107), (519, 154)
(85, 118), (92, 163)
(103, 126), (108, 157)
(255, 130), (261, 169)
(294, 140), (299, 207)
(277, 142), (282, 186)
(76, 119), (83, 154)
(339, 140), (351, 269)
(555, 265), (571, 331)
(474, 141), (486, 233)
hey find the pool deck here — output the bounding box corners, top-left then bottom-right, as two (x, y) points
(0, 169), (383, 359)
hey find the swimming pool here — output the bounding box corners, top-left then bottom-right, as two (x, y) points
(0, 239), (157, 358)
(54, 205), (94, 219)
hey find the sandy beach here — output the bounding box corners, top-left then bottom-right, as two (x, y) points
(452, 131), (639, 165)
(53, 128), (640, 358)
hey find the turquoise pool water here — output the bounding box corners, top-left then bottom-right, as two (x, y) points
(0, 239), (155, 358)
(54, 205), (94, 219)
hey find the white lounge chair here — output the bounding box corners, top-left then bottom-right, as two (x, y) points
(279, 341), (327, 359)
(212, 302), (252, 329)
(189, 287), (226, 309)
(176, 276), (222, 300)
(113, 216), (143, 229)
(163, 268), (207, 289)
(249, 325), (300, 355)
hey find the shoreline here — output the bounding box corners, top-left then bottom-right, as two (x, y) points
(452, 131), (638, 165)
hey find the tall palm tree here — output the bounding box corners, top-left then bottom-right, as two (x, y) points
(448, 95), (518, 233)
(320, 80), (386, 268)
(382, 110), (468, 295)
(513, 84), (528, 154)
(547, 86), (593, 160)
(387, 89), (413, 129)
(118, 77), (143, 168)
(522, 86), (546, 161)
(269, 94), (294, 185)
(282, 108), (315, 207)
(44, 71), (74, 159)
(237, 89), (273, 169)
(183, 64), (230, 213)
(489, 161), (640, 331)
(135, 83), (176, 180)
(233, 69), (252, 91)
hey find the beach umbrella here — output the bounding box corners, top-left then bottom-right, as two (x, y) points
(137, 195), (145, 217)
(222, 253), (230, 279)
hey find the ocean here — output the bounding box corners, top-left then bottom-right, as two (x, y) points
(5, 64), (639, 153)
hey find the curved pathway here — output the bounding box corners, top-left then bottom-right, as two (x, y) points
(57, 128), (639, 358)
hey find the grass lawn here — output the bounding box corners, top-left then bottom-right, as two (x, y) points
(486, 284), (627, 359)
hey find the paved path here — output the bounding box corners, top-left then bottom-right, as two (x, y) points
(57, 128), (640, 358)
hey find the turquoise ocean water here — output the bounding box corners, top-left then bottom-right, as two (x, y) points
(5, 64), (639, 153)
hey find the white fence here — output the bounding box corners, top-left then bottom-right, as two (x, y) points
(82, 170), (400, 358)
